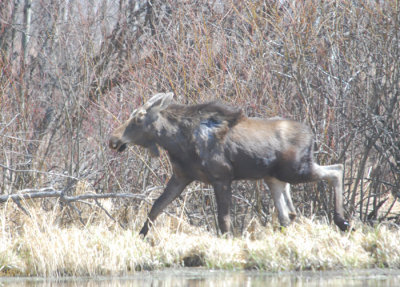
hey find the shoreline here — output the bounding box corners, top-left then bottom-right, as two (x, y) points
(1, 268), (400, 284)
(1, 214), (400, 277)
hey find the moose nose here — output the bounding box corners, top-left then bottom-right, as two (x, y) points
(109, 137), (127, 152)
(109, 137), (119, 150)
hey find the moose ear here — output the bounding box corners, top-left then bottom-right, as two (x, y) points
(144, 92), (174, 113)
(135, 108), (147, 122)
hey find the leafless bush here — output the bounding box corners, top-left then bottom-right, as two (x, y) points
(1, 0), (399, 232)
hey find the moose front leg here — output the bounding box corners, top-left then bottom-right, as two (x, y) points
(139, 175), (191, 237)
(212, 181), (232, 235)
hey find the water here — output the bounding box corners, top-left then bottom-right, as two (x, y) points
(1, 269), (400, 286)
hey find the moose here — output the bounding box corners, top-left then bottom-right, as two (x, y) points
(109, 92), (349, 236)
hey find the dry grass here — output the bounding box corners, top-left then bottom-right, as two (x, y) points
(1, 201), (400, 277)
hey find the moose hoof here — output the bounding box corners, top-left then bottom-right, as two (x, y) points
(289, 212), (297, 221)
(334, 214), (350, 231)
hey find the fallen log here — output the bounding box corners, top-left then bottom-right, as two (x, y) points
(0, 187), (146, 204)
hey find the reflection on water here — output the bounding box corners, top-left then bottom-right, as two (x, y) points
(1, 269), (400, 287)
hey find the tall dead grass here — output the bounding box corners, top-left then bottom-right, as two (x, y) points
(1, 201), (400, 277)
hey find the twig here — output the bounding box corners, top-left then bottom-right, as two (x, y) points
(0, 163), (80, 181)
(66, 201), (85, 225)
(12, 198), (31, 217)
(0, 113), (20, 135)
(94, 198), (127, 229)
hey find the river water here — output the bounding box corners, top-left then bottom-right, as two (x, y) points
(1, 269), (400, 286)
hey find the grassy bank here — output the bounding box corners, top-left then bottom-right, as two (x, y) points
(1, 202), (400, 277)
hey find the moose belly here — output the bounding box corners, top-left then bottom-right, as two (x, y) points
(230, 151), (278, 180)
(229, 148), (312, 183)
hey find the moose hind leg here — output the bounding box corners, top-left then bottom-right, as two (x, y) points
(212, 181), (232, 235)
(265, 178), (292, 228)
(312, 163), (349, 231)
(139, 175), (191, 237)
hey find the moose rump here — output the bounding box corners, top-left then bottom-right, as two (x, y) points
(109, 93), (349, 236)
(226, 118), (315, 183)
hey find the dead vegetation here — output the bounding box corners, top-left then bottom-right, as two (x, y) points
(1, 202), (400, 277)
(0, 0), (400, 275)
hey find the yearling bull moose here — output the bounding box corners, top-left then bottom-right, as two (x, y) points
(109, 92), (350, 236)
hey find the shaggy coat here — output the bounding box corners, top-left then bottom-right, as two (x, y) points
(109, 93), (349, 236)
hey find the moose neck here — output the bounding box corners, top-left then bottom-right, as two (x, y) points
(150, 111), (190, 159)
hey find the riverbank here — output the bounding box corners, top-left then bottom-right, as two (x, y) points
(1, 204), (400, 277)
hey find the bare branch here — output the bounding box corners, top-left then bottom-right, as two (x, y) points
(0, 113), (20, 135)
(0, 164), (80, 181)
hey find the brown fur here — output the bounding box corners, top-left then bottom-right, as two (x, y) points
(109, 93), (349, 236)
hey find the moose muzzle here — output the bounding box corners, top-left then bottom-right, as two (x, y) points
(109, 136), (127, 152)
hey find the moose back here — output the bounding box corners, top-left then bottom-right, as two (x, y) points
(109, 93), (349, 236)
